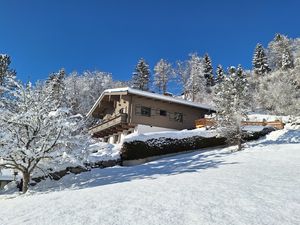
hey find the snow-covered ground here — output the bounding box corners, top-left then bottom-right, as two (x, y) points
(86, 141), (120, 163)
(0, 127), (300, 225)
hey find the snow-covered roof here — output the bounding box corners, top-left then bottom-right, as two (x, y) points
(87, 87), (215, 117)
(0, 169), (14, 181)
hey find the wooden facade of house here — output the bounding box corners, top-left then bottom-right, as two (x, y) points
(87, 87), (214, 144)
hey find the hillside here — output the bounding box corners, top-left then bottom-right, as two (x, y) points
(0, 128), (300, 225)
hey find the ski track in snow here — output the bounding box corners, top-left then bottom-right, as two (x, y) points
(0, 129), (300, 225)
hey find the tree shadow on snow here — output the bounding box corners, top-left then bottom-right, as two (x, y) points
(33, 148), (238, 193)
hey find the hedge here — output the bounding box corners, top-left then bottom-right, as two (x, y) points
(121, 127), (275, 161)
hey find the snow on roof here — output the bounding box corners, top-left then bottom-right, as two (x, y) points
(0, 169), (14, 181)
(0, 176), (14, 181)
(87, 87), (215, 117)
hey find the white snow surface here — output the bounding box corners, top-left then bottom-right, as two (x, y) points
(1, 127), (300, 225)
(124, 128), (217, 142)
(86, 142), (120, 163)
(241, 125), (265, 132)
(247, 113), (294, 123)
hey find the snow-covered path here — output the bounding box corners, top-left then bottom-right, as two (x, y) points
(1, 130), (300, 225)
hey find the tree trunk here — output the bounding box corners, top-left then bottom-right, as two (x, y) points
(22, 171), (30, 194)
(163, 83), (166, 94)
(236, 125), (242, 151)
(237, 138), (242, 151)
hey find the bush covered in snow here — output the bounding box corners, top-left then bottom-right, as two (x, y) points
(121, 135), (227, 161)
(121, 127), (276, 161)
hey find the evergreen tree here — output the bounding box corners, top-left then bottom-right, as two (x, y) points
(46, 69), (66, 107)
(0, 54), (16, 93)
(268, 33), (294, 70)
(203, 53), (214, 86)
(215, 64), (225, 83)
(214, 65), (250, 151)
(131, 58), (150, 91)
(252, 43), (271, 75)
(282, 48), (294, 70)
(154, 59), (173, 94)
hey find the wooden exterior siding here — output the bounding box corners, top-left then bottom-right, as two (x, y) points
(130, 95), (207, 130)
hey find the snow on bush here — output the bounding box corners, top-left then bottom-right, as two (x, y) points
(124, 128), (217, 143)
(86, 142), (120, 163)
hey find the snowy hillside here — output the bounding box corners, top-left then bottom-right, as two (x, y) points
(0, 128), (300, 225)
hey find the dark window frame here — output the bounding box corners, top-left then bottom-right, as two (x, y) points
(141, 106), (151, 117)
(159, 109), (167, 116)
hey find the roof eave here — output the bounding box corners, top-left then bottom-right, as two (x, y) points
(86, 89), (129, 117)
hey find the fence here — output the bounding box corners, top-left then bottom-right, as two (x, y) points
(195, 118), (285, 130)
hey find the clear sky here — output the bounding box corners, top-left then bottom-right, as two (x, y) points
(0, 0), (300, 83)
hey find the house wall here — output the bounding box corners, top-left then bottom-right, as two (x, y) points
(114, 95), (130, 116)
(130, 95), (209, 130)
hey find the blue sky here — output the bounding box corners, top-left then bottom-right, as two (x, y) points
(0, 0), (300, 83)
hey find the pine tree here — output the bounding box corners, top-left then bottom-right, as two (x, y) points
(252, 43), (271, 76)
(268, 33), (294, 70)
(203, 53), (214, 86)
(282, 48), (294, 70)
(0, 54), (16, 94)
(215, 64), (225, 83)
(46, 68), (66, 107)
(214, 65), (250, 151)
(131, 58), (150, 91)
(154, 59), (173, 94)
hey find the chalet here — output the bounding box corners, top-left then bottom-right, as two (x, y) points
(87, 87), (214, 144)
(0, 169), (15, 189)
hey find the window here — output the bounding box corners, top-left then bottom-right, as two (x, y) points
(174, 112), (183, 122)
(141, 106), (151, 117)
(160, 110), (167, 116)
(113, 134), (119, 144)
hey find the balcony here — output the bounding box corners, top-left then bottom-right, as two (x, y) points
(89, 113), (133, 138)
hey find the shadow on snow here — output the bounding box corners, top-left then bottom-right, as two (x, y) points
(33, 148), (237, 193)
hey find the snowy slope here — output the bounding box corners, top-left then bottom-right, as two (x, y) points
(0, 129), (300, 225)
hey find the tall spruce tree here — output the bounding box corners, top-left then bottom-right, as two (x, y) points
(131, 58), (150, 91)
(203, 53), (214, 86)
(268, 33), (294, 70)
(0, 54), (16, 92)
(46, 69), (66, 107)
(214, 65), (250, 151)
(252, 44), (271, 76)
(215, 64), (225, 83)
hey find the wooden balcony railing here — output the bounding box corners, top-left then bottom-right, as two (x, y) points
(89, 113), (128, 134)
(195, 118), (285, 130)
